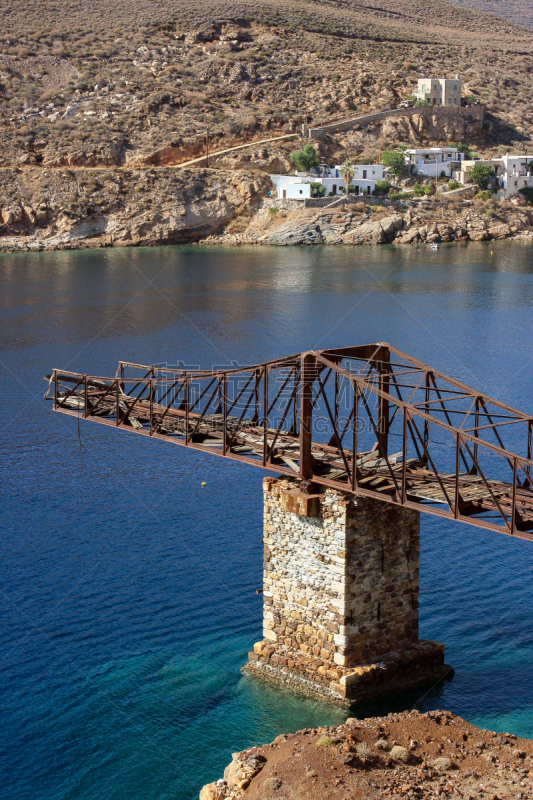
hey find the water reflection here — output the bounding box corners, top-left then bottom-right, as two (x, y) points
(2, 241), (533, 800)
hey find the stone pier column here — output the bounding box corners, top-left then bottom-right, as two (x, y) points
(245, 477), (452, 706)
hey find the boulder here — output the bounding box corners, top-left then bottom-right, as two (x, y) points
(343, 218), (386, 244)
(1, 208), (13, 225)
(199, 783), (219, 800)
(10, 206), (23, 223)
(433, 756), (454, 771)
(23, 206), (36, 226)
(261, 220), (326, 245)
(488, 223), (511, 239)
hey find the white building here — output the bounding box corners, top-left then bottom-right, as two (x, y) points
(413, 75), (461, 107)
(453, 154), (533, 199)
(405, 147), (465, 178)
(270, 164), (385, 200)
(270, 174), (311, 199)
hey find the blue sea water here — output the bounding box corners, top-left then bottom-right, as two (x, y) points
(2, 241), (533, 799)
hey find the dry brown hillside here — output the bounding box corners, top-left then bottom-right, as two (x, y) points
(447, 0), (533, 29)
(0, 0), (532, 168)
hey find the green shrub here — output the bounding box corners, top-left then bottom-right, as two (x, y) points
(290, 143), (319, 172)
(309, 181), (326, 197)
(457, 142), (473, 159)
(317, 736), (334, 748)
(269, 207), (278, 216)
(374, 179), (391, 194)
(381, 149), (406, 176)
(470, 164), (495, 190)
(477, 190), (492, 201)
(519, 187), (533, 204)
(423, 185), (433, 195)
(448, 180), (460, 190)
(413, 183), (423, 197)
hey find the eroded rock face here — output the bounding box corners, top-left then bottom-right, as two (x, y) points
(343, 214), (404, 244)
(1, 168), (532, 252)
(43, 138), (125, 168)
(380, 107), (485, 145)
(199, 710), (533, 800)
(0, 166), (271, 251)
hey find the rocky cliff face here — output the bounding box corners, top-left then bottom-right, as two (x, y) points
(200, 709), (533, 800)
(380, 107), (486, 145)
(203, 196), (533, 247)
(0, 167), (270, 250)
(1, 168), (531, 252)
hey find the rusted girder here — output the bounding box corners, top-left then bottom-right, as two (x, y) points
(45, 344), (533, 540)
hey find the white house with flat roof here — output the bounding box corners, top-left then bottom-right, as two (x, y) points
(270, 174), (312, 199)
(453, 153), (533, 198)
(413, 75), (461, 107)
(497, 154), (533, 198)
(271, 164), (385, 199)
(405, 147), (465, 178)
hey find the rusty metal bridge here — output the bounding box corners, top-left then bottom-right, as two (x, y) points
(46, 344), (533, 540)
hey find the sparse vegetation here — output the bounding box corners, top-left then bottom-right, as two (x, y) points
(470, 164), (495, 189)
(317, 736), (334, 748)
(375, 179), (391, 194)
(290, 145), (319, 173)
(0, 0), (531, 204)
(309, 181), (326, 197)
(381, 150), (407, 176)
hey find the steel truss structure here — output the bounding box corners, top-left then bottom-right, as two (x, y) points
(46, 343), (533, 540)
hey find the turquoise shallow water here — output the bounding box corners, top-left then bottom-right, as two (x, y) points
(2, 242), (533, 799)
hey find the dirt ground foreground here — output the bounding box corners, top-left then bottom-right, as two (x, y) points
(201, 710), (533, 800)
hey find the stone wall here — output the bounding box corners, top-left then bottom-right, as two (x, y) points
(308, 104), (485, 140)
(245, 478), (451, 705)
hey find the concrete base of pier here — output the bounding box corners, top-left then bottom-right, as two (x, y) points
(244, 477), (453, 706)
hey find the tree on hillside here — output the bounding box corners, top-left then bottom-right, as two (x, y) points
(381, 150), (406, 176)
(470, 164), (495, 190)
(457, 142), (473, 159)
(290, 144), (320, 172)
(339, 160), (355, 194)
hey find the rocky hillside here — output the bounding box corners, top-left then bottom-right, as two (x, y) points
(447, 0), (533, 29)
(0, 166), (270, 249)
(0, 0), (533, 169)
(2, 169), (531, 252)
(205, 194), (533, 247)
(200, 709), (533, 800)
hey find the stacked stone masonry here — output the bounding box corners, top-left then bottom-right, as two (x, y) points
(245, 478), (452, 705)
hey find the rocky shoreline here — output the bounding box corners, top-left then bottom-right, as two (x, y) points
(201, 196), (533, 248)
(0, 167), (532, 253)
(200, 709), (533, 800)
